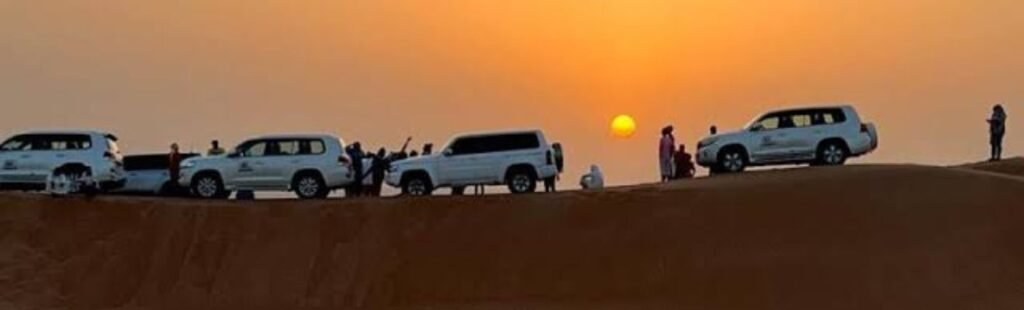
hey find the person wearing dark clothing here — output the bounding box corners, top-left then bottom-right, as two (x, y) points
(543, 175), (558, 193)
(710, 125), (718, 135)
(347, 142), (365, 197)
(207, 140), (226, 156)
(370, 148), (388, 197)
(988, 104), (1008, 161)
(659, 126), (675, 182)
(673, 144), (696, 179)
(168, 143), (183, 195)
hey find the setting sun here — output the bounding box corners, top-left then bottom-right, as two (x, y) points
(611, 114), (637, 138)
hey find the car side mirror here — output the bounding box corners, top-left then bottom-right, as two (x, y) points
(749, 124), (764, 132)
(227, 152), (241, 158)
(443, 149), (454, 157)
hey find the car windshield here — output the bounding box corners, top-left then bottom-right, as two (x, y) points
(746, 113), (773, 130)
(0, 136), (27, 151)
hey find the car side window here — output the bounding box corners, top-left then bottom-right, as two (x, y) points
(49, 135), (92, 150)
(308, 140), (325, 155)
(790, 113), (813, 128)
(492, 134), (540, 152)
(239, 141), (267, 157)
(287, 139), (325, 155)
(449, 137), (481, 156)
(809, 109), (847, 126)
(756, 115), (781, 131)
(275, 140), (299, 156)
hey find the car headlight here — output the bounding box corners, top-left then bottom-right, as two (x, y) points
(698, 138), (719, 149)
(180, 161), (196, 169)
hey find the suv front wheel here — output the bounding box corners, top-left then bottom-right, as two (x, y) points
(717, 148), (748, 173)
(402, 174), (433, 196)
(506, 169), (537, 194)
(192, 173), (229, 199)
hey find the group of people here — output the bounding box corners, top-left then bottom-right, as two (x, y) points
(342, 142), (389, 197)
(156, 104), (1012, 198)
(658, 126), (697, 182)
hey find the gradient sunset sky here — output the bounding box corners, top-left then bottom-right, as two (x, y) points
(2, 1), (1022, 186)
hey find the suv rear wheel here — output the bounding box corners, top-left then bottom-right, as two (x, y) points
(51, 165), (94, 194)
(293, 172), (328, 199)
(818, 141), (848, 166)
(506, 169), (537, 194)
(192, 173), (228, 199)
(402, 174), (433, 196)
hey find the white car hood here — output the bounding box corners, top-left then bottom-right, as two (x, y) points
(391, 154), (441, 167)
(700, 129), (746, 146)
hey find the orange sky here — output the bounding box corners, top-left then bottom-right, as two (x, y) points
(2, 0), (1022, 186)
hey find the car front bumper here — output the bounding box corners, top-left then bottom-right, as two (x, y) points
(385, 172), (402, 187)
(696, 146), (719, 167)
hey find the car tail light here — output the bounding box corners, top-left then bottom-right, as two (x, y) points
(546, 150), (553, 165)
(338, 154), (352, 166)
(104, 151), (114, 158)
(860, 123), (869, 133)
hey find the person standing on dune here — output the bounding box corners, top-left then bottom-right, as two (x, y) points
(988, 104), (1008, 161)
(168, 143), (183, 195)
(659, 126), (676, 182)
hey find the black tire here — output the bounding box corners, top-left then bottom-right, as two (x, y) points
(506, 169), (537, 194)
(716, 148), (748, 173)
(293, 172), (328, 199)
(51, 166), (94, 194)
(401, 174), (433, 196)
(191, 172), (228, 199)
(817, 141), (848, 166)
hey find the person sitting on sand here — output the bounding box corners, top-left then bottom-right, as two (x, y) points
(580, 165), (604, 190)
(673, 144), (696, 179)
(988, 104), (1008, 161)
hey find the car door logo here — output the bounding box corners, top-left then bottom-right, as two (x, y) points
(761, 136), (776, 146)
(239, 162), (253, 173)
(2, 160), (15, 170)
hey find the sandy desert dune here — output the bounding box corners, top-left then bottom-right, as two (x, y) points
(2, 159), (1024, 310)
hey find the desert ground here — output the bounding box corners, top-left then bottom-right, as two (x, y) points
(2, 159), (1024, 310)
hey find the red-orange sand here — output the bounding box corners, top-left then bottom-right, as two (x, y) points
(2, 163), (1024, 310)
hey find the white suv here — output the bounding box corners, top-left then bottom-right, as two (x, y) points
(696, 105), (878, 173)
(386, 130), (563, 195)
(178, 134), (354, 199)
(0, 130), (126, 192)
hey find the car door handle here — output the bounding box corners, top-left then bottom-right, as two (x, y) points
(20, 155), (30, 159)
